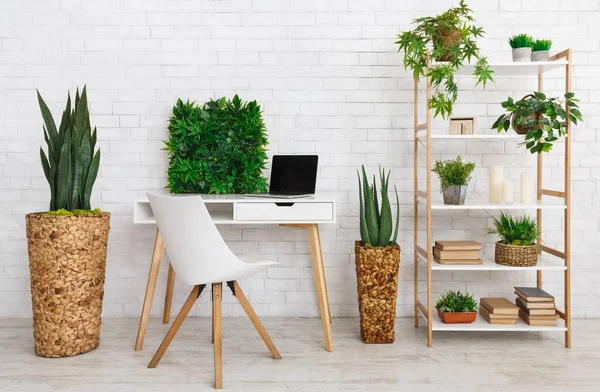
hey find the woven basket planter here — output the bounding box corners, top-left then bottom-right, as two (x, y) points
(494, 241), (538, 267)
(354, 242), (401, 344)
(25, 212), (110, 357)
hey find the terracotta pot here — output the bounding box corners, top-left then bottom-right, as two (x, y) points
(354, 242), (401, 344)
(437, 308), (477, 324)
(433, 27), (461, 62)
(511, 94), (540, 135)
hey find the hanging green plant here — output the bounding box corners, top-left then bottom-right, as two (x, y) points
(164, 95), (269, 194)
(395, 0), (494, 119)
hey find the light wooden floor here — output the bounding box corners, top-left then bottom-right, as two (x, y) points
(1, 317), (599, 391)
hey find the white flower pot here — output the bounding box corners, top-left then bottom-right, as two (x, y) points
(531, 50), (550, 62)
(512, 47), (532, 62)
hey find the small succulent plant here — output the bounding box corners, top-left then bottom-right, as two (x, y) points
(532, 39), (552, 52)
(509, 34), (533, 49)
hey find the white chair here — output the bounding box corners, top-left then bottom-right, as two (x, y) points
(146, 193), (281, 389)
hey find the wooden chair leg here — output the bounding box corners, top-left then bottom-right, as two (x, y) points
(163, 262), (176, 324)
(211, 294), (215, 344)
(213, 283), (223, 390)
(232, 281), (281, 359)
(148, 285), (200, 368)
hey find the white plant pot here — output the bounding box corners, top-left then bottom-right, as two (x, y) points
(512, 47), (532, 62)
(531, 50), (550, 62)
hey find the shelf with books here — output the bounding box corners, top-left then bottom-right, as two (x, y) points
(420, 310), (567, 332)
(418, 253), (566, 271)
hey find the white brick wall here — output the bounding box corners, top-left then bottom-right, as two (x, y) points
(1, 0), (599, 319)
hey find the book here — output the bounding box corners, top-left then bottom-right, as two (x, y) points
(516, 299), (557, 316)
(515, 297), (556, 309)
(479, 306), (517, 324)
(480, 298), (519, 316)
(514, 287), (554, 302)
(433, 247), (480, 260)
(519, 310), (558, 326)
(434, 256), (483, 265)
(434, 241), (482, 251)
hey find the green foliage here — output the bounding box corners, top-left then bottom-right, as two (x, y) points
(436, 290), (478, 313)
(508, 34), (533, 49)
(164, 96), (269, 194)
(531, 39), (552, 52)
(431, 155), (475, 190)
(395, 0), (494, 119)
(46, 208), (103, 216)
(38, 86), (100, 211)
(492, 92), (583, 154)
(357, 166), (400, 247)
(486, 211), (539, 246)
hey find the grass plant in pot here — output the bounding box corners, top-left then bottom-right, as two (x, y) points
(509, 34), (533, 62)
(531, 39), (552, 62)
(355, 166), (401, 344)
(436, 290), (478, 324)
(431, 155), (475, 205)
(486, 212), (539, 267)
(492, 92), (583, 153)
(395, 0), (493, 119)
(26, 87), (109, 357)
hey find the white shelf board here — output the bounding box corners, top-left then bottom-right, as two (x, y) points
(448, 60), (568, 76)
(419, 199), (566, 210)
(417, 308), (567, 332)
(418, 253), (566, 271)
(419, 134), (523, 141)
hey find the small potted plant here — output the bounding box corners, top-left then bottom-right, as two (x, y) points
(509, 34), (533, 62)
(355, 166), (401, 344)
(436, 290), (478, 324)
(531, 39), (552, 62)
(431, 155), (475, 205)
(486, 212), (539, 267)
(395, 0), (493, 119)
(491, 92), (583, 153)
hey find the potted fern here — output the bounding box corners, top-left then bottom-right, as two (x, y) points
(355, 166), (400, 344)
(436, 291), (478, 324)
(431, 156), (476, 205)
(395, 0), (493, 119)
(26, 87), (110, 357)
(531, 39), (552, 62)
(509, 34), (533, 62)
(486, 212), (538, 267)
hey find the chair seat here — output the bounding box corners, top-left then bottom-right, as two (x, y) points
(237, 254), (279, 267)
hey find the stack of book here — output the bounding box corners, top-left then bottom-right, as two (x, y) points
(432, 241), (482, 265)
(515, 287), (558, 326)
(479, 298), (519, 324)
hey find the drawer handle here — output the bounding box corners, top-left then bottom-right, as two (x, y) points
(275, 202), (295, 207)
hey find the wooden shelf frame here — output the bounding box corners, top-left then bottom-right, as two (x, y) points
(413, 50), (572, 348)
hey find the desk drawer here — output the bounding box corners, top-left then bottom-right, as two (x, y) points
(236, 202), (333, 222)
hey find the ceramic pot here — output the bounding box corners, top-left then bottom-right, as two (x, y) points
(512, 47), (532, 62)
(531, 50), (550, 62)
(437, 308), (477, 324)
(442, 185), (467, 205)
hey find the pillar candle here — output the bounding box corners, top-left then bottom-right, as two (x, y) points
(489, 166), (504, 203)
(520, 172), (533, 204)
(502, 181), (514, 203)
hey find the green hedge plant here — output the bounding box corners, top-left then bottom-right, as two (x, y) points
(436, 291), (477, 313)
(431, 155), (475, 191)
(508, 34), (533, 49)
(486, 211), (538, 246)
(38, 86), (100, 211)
(532, 39), (552, 52)
(165, 96), (269, 194)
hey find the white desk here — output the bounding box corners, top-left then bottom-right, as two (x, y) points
(133, 194), (336, 352)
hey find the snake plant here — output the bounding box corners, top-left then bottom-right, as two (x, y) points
(38, 86), (100, 211)
(357, 166), (400, 247)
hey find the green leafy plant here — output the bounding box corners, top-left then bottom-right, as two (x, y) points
(509, 34), (533, 49)
(436, 290), (477, 313)
(532, 39), (552, 52)
(431, 155), (475, 191)
(395, 0), (493, 119)
(486, 211), (538, 246)
(491, 92), (583, 154)
(164, 96), (269, 194)
(357, 166), (400, 247)
(37, 86), (100, 211)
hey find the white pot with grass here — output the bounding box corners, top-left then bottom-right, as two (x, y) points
(509, 34), (533, 62)
(531, 39), (552, 62)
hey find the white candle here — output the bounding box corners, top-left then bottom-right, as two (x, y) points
(489, 166), (504, 203)
(520, 172), (533, 204)
(502, 181), (514, 203)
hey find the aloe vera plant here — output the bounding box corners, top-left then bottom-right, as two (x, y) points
(357, 166), (400, 247)
(38, 86), (100, 211)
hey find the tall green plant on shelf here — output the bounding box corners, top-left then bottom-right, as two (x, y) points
(486, 211), (539, 247)
(357, 166), (400, 247)
(395, 0), (494, 119)
(164, 95), (269, 194)
(37, 86), (100, 211)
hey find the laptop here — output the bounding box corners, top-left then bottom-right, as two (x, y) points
(244, 155), (318, 199)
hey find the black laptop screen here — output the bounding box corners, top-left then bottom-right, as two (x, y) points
(269, 155), (318, 194)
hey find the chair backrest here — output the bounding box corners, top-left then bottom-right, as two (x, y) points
(147, 193), (242, 286)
